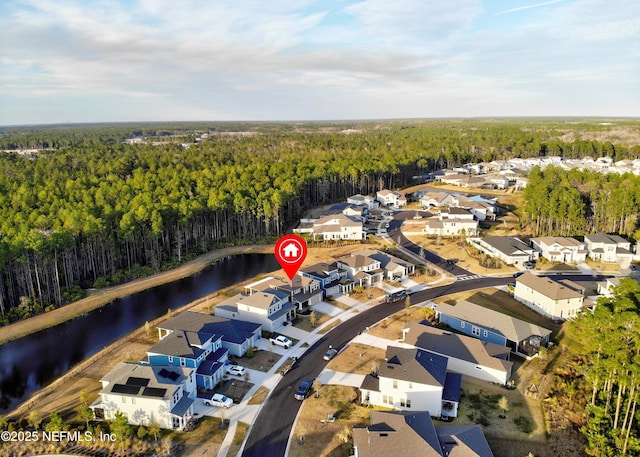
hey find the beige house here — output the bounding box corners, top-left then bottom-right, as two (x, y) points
(307, 214), (365, 241)
(423, 208), (478, 237)
(514, 273), (587, 320)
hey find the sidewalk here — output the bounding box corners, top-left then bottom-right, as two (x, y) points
(217, 273), (453, 457)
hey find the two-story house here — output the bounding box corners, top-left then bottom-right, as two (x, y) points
(309, 214), (365, 241)
(424, 207), (478, 237)
(420, 191), (457, 208)
(156, 311), (262, 358)
(215, 288), (296, 333)
(353, 411), (494, 457)
(530, 236), (587, 264)
(376, 189), (407, 208)
(432, 300), (552, 357)
(584, 233), (633, 267)
(359, 346), (461, 420)
(347, 194), (378, 209)
(514, 272), (589, 320)
(299, 262), (354, 297)
(335, 254), (384, 287)
(146, 329), (228, 390)
(91, 362), (195, 430)
(244, 275), (323, 312)
(357, 248), (415, 280)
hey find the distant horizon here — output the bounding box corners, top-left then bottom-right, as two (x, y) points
(2, 115), (640, 130)
(1, 0), (638, 125)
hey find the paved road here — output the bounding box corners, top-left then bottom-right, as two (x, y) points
(241, 276), (511, 457)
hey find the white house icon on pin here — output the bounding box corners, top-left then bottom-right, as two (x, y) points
(283, 242), (299, 258)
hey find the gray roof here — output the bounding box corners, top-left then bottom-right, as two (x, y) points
(158, 311), (260, 345)
(100, 362), (190, 401)
(379, 346), (448, 387)
(434, 300), (552, 343)
(148, 330), (213, 358)
(403, 323), (512, 374)
(482, 236), (532, 256)
(436, 425), (495, 457)
(585, 233), (630, 246)
(353, 411), (443, 457)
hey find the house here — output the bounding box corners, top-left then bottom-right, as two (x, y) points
(352, 410), (494, 457)
(146, 329), (228, 390)
(403, 322), (513, 385)
(376, 189), (407, 207)
(356, 248), (416, 279)
(514, 273), (588, 320)
(584, 233), (633, 267)
(347, 194), (378, 209)
(336, 254), (384, 287)
(531, 236), (587, 264)
(215, 288), (296, 333)
(359, 346), (460, 419)
(156, 311), (262, 358)
(245, 275), (323, 311)
(471, 236), (536, 267)
(91, 362), (195, 430)
(307, 214), (365, 241)
(424, 208), (478, 237)
(432, 300), (552, 357)
(597, 277), (640, 298)
(299, 262), (354, 297)
(420, 191), (457, 208)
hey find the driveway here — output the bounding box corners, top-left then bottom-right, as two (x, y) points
(313, 301), (344, 316)
(317, 370), (366, 387)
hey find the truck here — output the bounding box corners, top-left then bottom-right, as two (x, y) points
(270, 335), (292, 348)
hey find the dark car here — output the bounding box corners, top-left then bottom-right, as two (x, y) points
(513, 271), (524, 278)
(294, 380), (313, 400)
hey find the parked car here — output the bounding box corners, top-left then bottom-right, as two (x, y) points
(513, 271), (524, 278)
(294, 380), (313, 400)
(270, 335), (292, 348)
(227, 365), (246, 377)
(323, 348), (338, 361)
(202, 393), (233, 408)
(523, 260), (535, 269)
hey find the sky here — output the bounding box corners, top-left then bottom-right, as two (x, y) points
(0, 0), (638, 125)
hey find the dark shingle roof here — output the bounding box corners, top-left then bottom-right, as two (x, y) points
(436, 425), (495, 457)
(380, 346), (447, 387)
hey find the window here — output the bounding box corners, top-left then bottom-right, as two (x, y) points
(472, 326), (480, 336)
(131, 398), (136, 405)
(460, 322), (465, 329)
(168, 356), (173, 363)
(393, 380), (398, 389)
(180, 358), (186, 367)
(383, 395), (393, 405)
(483, 330), (489, 337)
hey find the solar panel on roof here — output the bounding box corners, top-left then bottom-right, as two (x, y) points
(158, 368), (171, 378)
(142, 387), (167, 398)
(111, 384), (141, 395)
(126, 376), (150, 387)
(167, 370), (180, 381)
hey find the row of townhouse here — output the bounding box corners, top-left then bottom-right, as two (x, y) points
(300, 249), (416, 296)
(470, 234), (634, 268)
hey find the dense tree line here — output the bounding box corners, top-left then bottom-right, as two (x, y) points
(523, 166), (640, 237)
(0, 120), (638, 325)
(567, 278), (640, 456)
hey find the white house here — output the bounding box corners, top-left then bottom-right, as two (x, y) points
(359, 346), (461, 419)
(376, 189), (407, 207)
(584, 233), (633, 267)
(215, 288), (296, 332)
(424, 208), (478, 237)
(530, 236), (587, 264)
(420, 191), (456, 208)
(403, 322), (513, 385)
(91, 362), (196, 430)
(347, 194), (378, 209)
(514, 273), (588, 320)
(308, 214), (365, 241)
(471, 236), (536, 267)
(245, 275), (323, 311)
(335, 253), (384, 287)
(356, 248), (416, 280)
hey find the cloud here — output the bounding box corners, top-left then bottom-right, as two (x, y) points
(496, 0), (565, 15)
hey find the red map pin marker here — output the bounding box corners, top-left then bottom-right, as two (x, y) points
(275, 234), (308, 280)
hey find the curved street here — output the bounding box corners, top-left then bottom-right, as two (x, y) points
(241, 209), (609, 457)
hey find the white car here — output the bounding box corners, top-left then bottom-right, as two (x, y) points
(203, 393), (233, 408)
(227, 365), (246, 376)
(270, 335), (292, 348)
